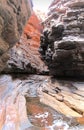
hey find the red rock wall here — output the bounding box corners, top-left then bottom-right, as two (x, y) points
(24, 12), (43, 47)
(6, 12), (48, 74)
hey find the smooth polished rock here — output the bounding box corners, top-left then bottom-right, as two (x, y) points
(0, 75), (84, 129)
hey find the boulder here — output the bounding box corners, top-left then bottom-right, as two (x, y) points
(0, 0), (32, 72)
(40, 0), (84, 77)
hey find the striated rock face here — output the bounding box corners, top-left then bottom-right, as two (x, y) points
(40, 0), (84, 77)
(0, 0), (32, 72)
(6, 12), (48, 74)
(0, 75), (84, 130)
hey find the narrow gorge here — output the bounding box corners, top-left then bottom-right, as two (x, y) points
(0, 0), (84, 130)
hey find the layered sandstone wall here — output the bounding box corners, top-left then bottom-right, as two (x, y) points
(40, 0), (84, 77)
(5, 12), (48, 74)
(0, 0), (32, 72)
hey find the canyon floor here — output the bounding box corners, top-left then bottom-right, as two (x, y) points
(0, 0), (84, 130)
(0, 74), (84, 130)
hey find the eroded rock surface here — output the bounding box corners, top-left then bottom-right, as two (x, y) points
(40, 0), (84, 76)
(0, 0), (32, 72)
(5, 12), (48, 74)
(0, 75), (84, 130)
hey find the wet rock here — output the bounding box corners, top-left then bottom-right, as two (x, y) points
(26, 97), (53, 127)
(5, 12), (48, 74)
(0, 75), (84, 129)
(40, 0), (84, 77)
(0, 0), (32, 72)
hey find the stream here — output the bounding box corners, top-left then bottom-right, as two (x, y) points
(0, 74), (84, 130)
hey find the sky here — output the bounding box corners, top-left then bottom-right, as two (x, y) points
(32, 0), (53, 13)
